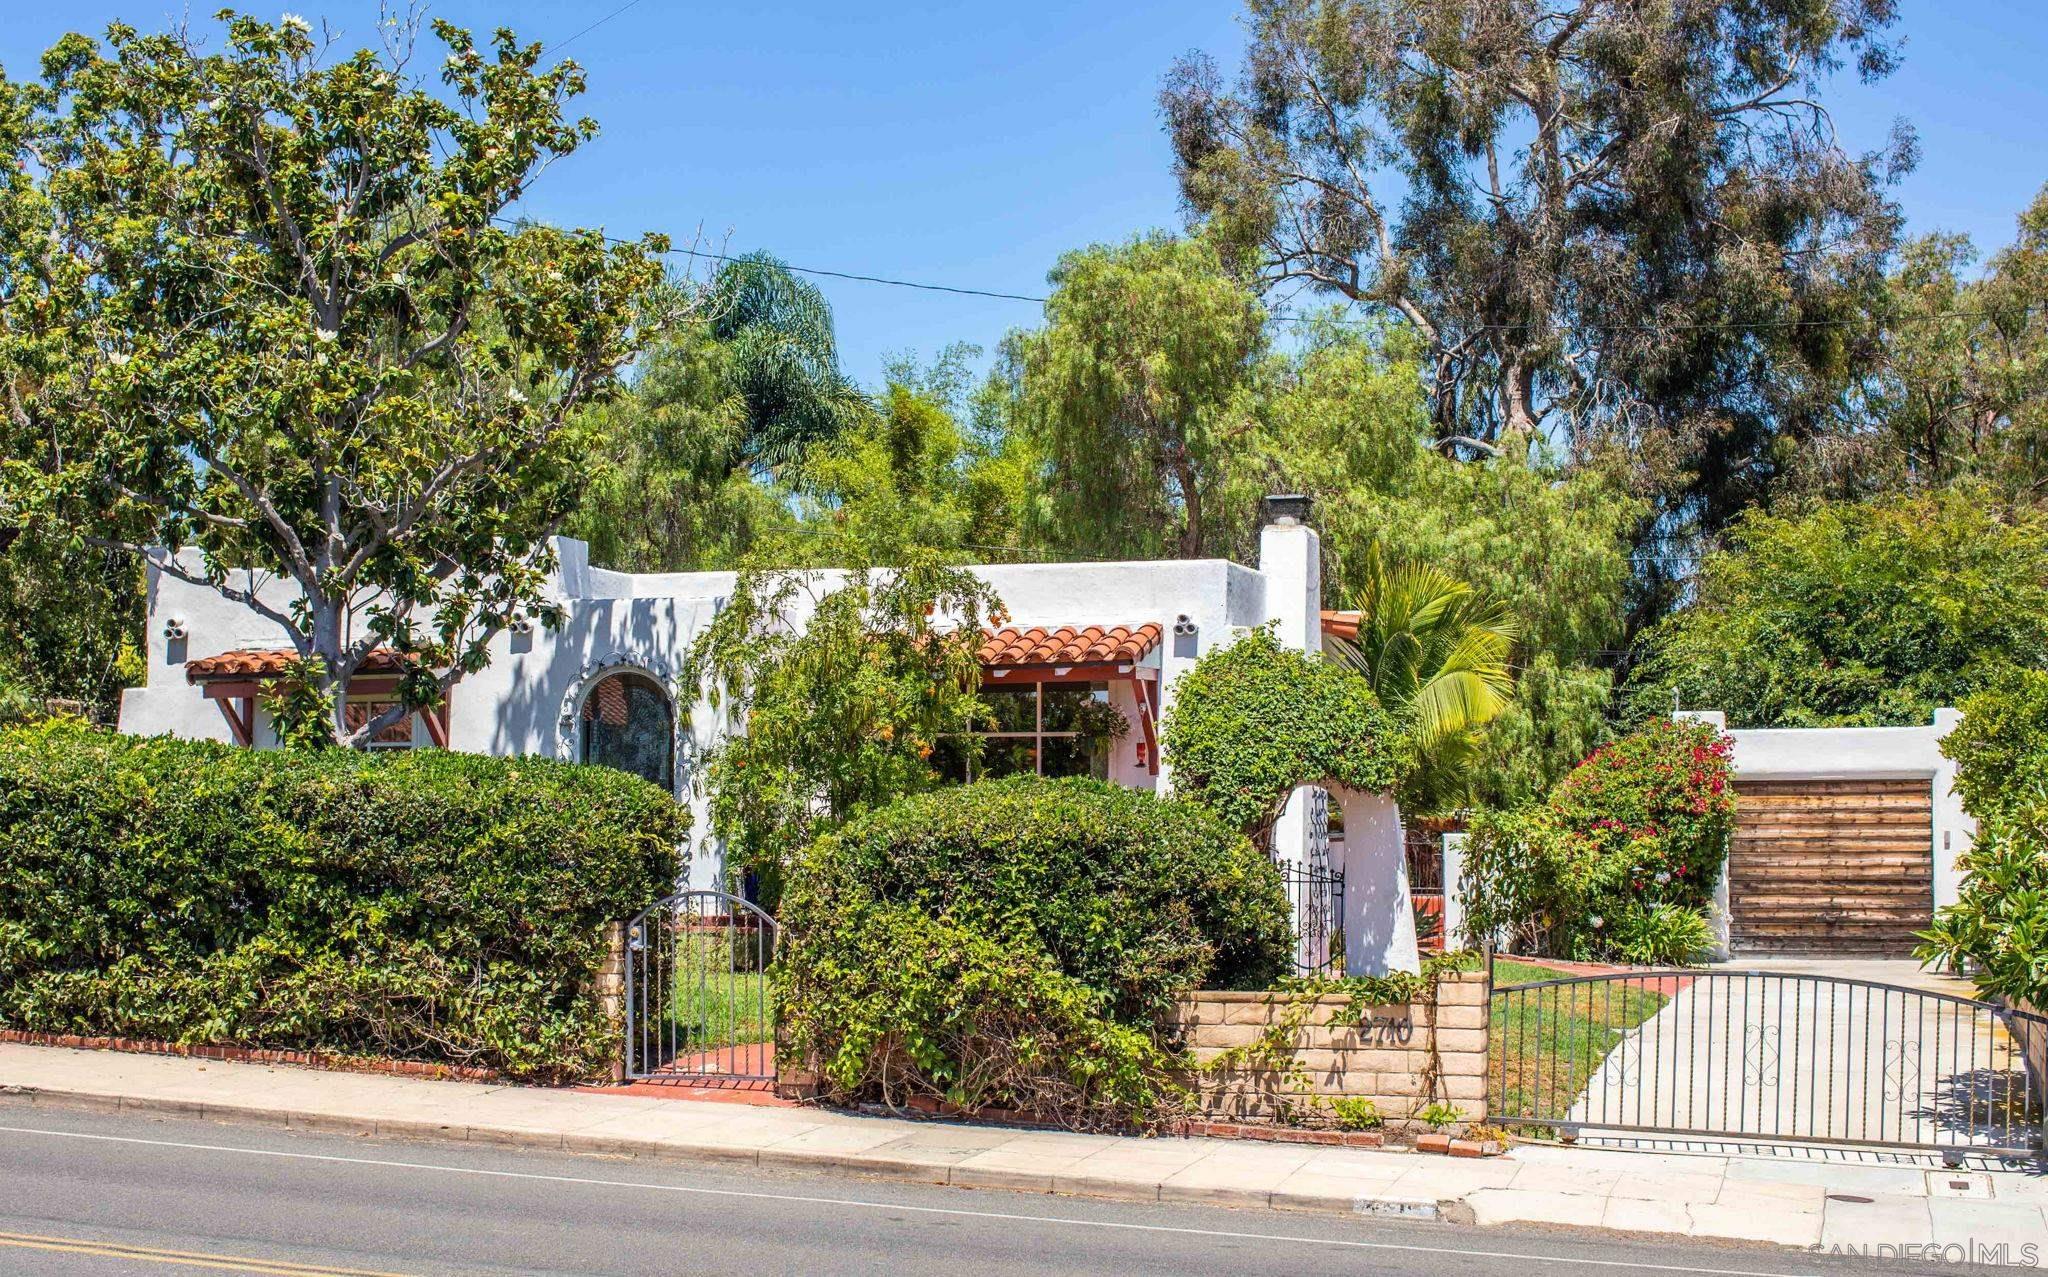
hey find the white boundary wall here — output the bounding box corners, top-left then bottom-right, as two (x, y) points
(1678, 709), (1971, 958)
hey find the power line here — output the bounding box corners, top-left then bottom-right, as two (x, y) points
(496, 220), (2009, 336)
(549, 0), (646, 55)
(664, 244), (1048, 304)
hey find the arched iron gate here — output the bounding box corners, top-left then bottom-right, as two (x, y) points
(623, 889), (778, 1083)
(1490, 966), (2048, 1159)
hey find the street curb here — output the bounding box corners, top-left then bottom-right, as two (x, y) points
(1, 1084), (1448, 1223)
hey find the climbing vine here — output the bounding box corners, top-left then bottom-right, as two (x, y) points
(1197, 950), (1479, 1126)
(1161, 626), (1411, 843)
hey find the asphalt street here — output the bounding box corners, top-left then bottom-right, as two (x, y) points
(0, 1102), (2013, 1275)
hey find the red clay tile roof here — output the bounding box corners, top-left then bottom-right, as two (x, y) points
(185, 647), (419, 682)
(978, 623), (1162, 669)
(1321, 610), (1360, 643)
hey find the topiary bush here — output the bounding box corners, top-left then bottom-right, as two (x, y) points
(1161, 626), (1410, 842)
(776, 775), (1291, 1126)
(0, 720), (684, 1080)
(1459, 717), (1733, 962)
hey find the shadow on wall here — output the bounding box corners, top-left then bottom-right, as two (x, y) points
(481, 597), (704, 769)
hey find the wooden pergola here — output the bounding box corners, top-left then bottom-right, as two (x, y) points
(976, 623), (1163, 774)
(183, 648), (450, 748)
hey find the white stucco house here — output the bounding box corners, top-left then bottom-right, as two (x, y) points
(117, 496), (1422, 977)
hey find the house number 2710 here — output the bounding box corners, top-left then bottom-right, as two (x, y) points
(1355, 1015), (1414, 1045)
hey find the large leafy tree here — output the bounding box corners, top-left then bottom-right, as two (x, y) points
(1325, 544), (1518, 815)
(1007, 234), (1265, 559)
(1806, 188), (2048, 501)
(0, 531), (141, 720)
(566, 254), (880, 573)
(1627, 488), (2048, 728)
(686, 556), (999, 901)
(0, 13), (665, 747)
(1233, 320), (1640, 804)
(564, 284), (797, 573)
(767, 376), (1030, 570)
(1163, 0), (1910, 590)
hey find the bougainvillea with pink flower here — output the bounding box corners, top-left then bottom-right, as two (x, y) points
(1458, 718), (1734, 961)
(1547, 717), (1735, 918)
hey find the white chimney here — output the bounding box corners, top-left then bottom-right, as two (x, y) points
(1257, 494), (1321, 656)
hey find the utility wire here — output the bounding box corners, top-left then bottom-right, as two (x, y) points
(496, 222), (2009, 335)
(549, 0), (647, 54)
(664, 244), (1048, 303)
(511, 13), (2011, 336)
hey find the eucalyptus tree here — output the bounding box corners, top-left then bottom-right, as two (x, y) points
(0, 13), (666, 747)
(1812, 188), (2048, 500)
(1162, 0), (1911, 563)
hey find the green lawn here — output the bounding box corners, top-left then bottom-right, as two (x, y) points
(1488, 960), (1668, 1125)
(665, 929), (773, 1054)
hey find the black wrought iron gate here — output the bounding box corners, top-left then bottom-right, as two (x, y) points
(623, 888), (778, 1083)
(1490, 967), (2048, 1159)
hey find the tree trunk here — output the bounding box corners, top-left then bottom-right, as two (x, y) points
(1500, 359), (1541, 453)
(308, 595), (352, 745)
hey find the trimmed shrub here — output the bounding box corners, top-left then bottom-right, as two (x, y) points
(1459, 718), (1733, 961)
(777, 775), (1291, 1125)
(779, 902), (1181, 1125)
(1937, 667), (2048, 824)
(1918, 671), (2048, 1006)
(1162, 626), (1410, 842)
(0, 720), (684, 1080)
(1458, 805), (1585, 956)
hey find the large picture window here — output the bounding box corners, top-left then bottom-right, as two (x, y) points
(579, 671), (675, 792)
(934, 682), (1112, 783)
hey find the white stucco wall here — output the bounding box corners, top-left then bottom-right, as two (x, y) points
(117, 529), (1325, 895)
(1678, 709), (1971, 958)
(1334, 787), (1421, 976)
(1259, 519), (1323, 874)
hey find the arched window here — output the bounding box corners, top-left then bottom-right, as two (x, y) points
(579, 671), (675, 792)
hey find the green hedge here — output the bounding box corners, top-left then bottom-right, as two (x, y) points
(1918, 671), (2048, 1006)
(1161, 626), (1409, 842)
(777, 776), (1291, 1125)
(0, 721), (684, 1080)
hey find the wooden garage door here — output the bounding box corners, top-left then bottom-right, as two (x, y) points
(1729, 779), (1933, 957)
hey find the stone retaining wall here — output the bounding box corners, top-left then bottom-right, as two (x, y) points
(1172, 969), (1489, 1130)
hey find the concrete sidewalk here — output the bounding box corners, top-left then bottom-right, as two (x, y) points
(3, 1043), (2045, 1258)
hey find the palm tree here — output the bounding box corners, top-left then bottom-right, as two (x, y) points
(1323, 544), (1519, 814)
(703, 253), (869, 468)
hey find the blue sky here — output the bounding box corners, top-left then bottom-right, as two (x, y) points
(3, 2), (2045, 387)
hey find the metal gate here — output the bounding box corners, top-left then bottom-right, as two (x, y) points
(1490, 967), (2048, 1159)
(1278, 859), (1345, 975)
(623, 889), (778, 1083)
